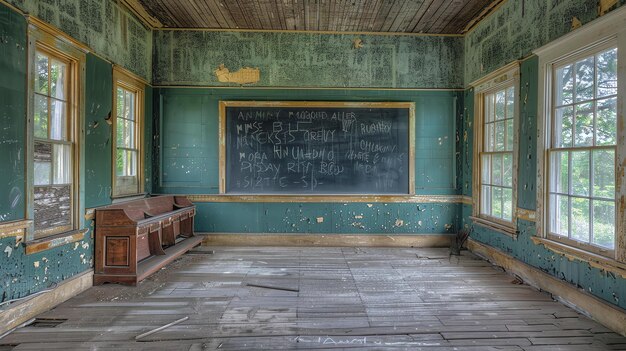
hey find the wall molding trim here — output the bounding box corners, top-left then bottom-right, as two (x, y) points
(0, 220), (31, 241)
(468, 238), (626, 337)
(186, 194), (465, 204)
(0, 269), (93, 336)
(200, 233), (455, 248)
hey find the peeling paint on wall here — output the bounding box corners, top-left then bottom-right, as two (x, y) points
(153, 30), (463, 88)
(464, 0), (626, 85)
(7, 0), (152, 80)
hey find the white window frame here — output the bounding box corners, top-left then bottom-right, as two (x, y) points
(470, 62), (520, 237)
(535, 6), (626, 262)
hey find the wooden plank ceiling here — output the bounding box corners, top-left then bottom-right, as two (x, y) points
(137, 0), (497, 34)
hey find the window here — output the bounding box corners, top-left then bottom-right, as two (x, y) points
(535, 7), (625, 261)
(112, 68), (144, 197)
(547, 46), (617, 252)
(27, 21), (85, 241)
(31, 46), (77, 238)
(471, 63), (519, 235)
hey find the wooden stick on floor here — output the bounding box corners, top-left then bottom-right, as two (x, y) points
(135, 316), (189, 340)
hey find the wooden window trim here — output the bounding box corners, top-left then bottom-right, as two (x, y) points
(534, 6), (626, 263)
(27, 22), (86, 242)
(470, 62), (520, 235)
(112, 66), (145, 198)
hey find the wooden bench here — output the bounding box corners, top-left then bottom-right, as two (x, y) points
(94, 195), (202, 285)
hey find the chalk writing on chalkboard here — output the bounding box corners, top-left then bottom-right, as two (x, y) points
(219, 101), (415, 195)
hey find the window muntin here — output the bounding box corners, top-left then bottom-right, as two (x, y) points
(32, 48), (74, 238)
(112, 73), (143, 197)
(480, 85), (516, 223)
(548, 47), (618, 250)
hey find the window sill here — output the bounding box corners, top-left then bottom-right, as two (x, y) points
(25, 229), (88, 255)
(531, 237), (626, 278)
(470, 216), (518, 239)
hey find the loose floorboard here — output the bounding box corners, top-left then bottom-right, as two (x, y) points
(1, 247), (625, 350)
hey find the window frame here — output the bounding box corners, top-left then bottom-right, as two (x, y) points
(535, 7), (626, 262)
(111, 67), (144, 198)
(26, 22), (86, 241)
(470, 62), (520, 236)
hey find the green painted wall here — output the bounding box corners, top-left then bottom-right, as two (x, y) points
(153, 30), (464, 89)
(155, 88), (461, 233)
(0, 2), (151, 303)
(464, 0), (626, 85)
(7, 0), (152, 81)
(85, 54), (113, 208)
(462, 3), (626, 310)
(0, 4), (26, 223)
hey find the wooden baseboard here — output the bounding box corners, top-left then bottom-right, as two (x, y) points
(0, 269), (93, 336)
(468, 239), (626, 337)
(200, 233), (455, 247)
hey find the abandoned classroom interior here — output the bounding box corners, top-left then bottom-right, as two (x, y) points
(1, 0), (626, 349)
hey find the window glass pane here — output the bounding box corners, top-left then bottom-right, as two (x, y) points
(571, 197), (590, 242)
(502, 188), (513, 221)
(34, 141), (52, 186)
(574, 102), (593, 146)
(554, 106), (573, 147)
(592, 200), (615, 249)
(492, 154), (502, 186)
(571, 150), (590, 196)
(117, 149), (137, 177)
(116, 119), (135, 148)
(481, 185), (492, 215)
(53, 144), (71, 184)
(481, 154), (491, 184)
(596, 48), (617, 98)
(492, 187), (502, 218)
(592, 149), (614, 199)
(34, 185), (71, 232)
(550, 151), (569, 194)
(495, 121), (505, 151)
(50, 99), (67, 141)
(596, 97), (617, 146)
(34, 94), (48, 139)
(550, 194), (569, 236)
(506, 87), (515, 119)
(485, 94), (494, 123)
(575, 56), (595, 102)
(50, 59), (67, 101)
(494, 91), (505, 120)
(555, 64), (573, 106)
(126, 90), (136, 121)
(505, 119), (513, 151)
(117, 87), (125, 117)
(484, 122), (494, 151)
(503, 153), (513, 187)
(35, 53), (48, 95)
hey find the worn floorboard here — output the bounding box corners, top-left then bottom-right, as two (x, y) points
(1, 247), (625, 350)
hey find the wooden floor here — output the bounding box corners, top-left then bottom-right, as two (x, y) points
(2, 247), (626, 350)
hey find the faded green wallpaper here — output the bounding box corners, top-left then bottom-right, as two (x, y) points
(7, 0), (152, 80)
(153, 30), (464, 88)
(465, 0), (626, 85)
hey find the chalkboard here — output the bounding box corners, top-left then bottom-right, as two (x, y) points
(220, 101), (414, 194)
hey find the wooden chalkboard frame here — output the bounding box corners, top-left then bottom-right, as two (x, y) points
(219, 101), (415, 196)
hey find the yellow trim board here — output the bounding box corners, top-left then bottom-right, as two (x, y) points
(468, 239), (626, 337)
(0, 220), (31, 239)
(201, 233), (455, 248)
(0, 269), (93, 336)
(187, 194), (464, 203)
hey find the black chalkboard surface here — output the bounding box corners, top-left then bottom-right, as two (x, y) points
(220, 101), (414, 194)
